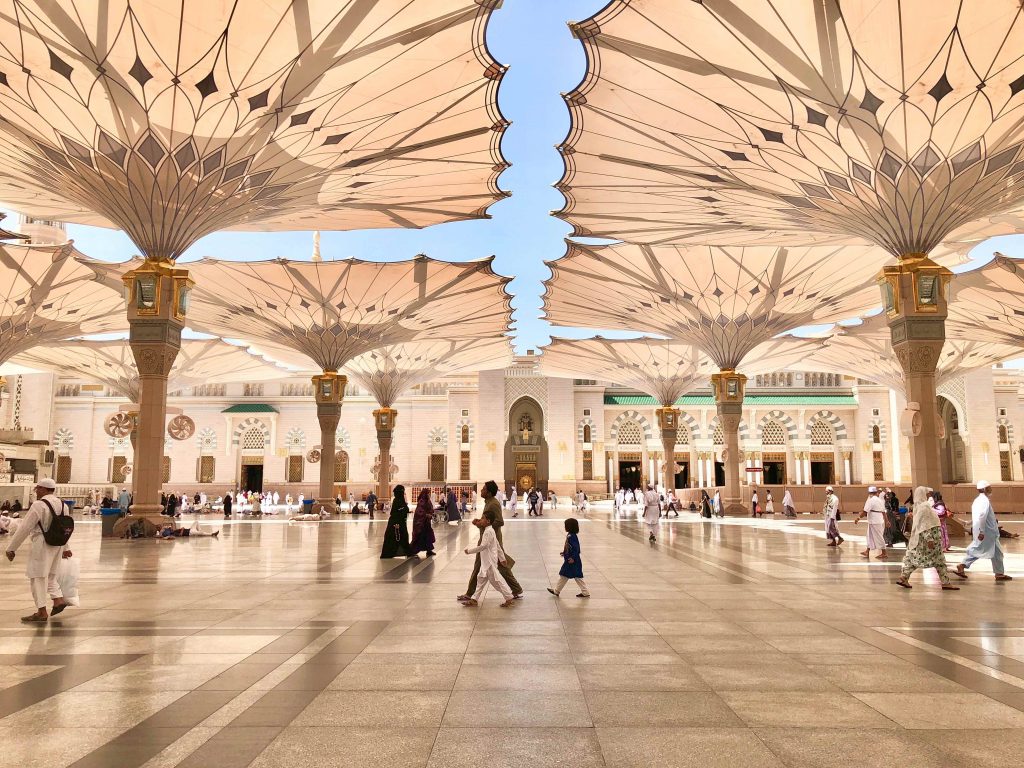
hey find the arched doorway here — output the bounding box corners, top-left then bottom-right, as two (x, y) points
(938, 396), (967, 483)
(505, 397), (548, 494)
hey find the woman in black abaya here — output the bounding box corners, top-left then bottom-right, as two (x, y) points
(380, 485), (412, 558)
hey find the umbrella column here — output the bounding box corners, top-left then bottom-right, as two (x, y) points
(374, 408), (397, 501)
(312, 373), (345, 514)
(711, 370), (746, 516)
(122, 262), (192, 521)
(656, 407), (680, 495)
(878, 256), (953, 489)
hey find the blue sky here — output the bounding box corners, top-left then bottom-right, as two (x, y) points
(3, 0), (1023, 355)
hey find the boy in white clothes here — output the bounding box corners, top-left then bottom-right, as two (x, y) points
(461, 509), (514, 607)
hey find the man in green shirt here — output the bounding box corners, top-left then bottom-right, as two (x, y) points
(458, 480), (523, 601)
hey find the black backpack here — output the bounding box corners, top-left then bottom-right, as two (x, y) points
(38, 497), (74, 546)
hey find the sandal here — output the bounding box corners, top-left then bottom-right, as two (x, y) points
(461, 598), (478, 607)
(995, 574), (1013, 581)
(895, 579), (912, 589)
(500, 600), (514, 607)
(941, 584), (960, 590)
(954, 565), (968, 579)
(20, 613), (46, 623)
(546, 588), (559, 597)
(50, 602), (67, 616)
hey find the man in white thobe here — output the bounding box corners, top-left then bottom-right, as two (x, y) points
(956, 481), (1012, 582)
(5, 479), (71, 622)
(117, 487), (131, 514)
(856, 486), (888, 560)
(823, 486), (842, 546)
(643, 483), (661, 542)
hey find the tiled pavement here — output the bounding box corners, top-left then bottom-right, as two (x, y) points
(1, 508), (1023, 767)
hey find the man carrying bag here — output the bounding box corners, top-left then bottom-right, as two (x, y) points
(5, 478), (74, 622)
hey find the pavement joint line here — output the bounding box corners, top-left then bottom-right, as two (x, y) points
(873, 626), (1024, 689)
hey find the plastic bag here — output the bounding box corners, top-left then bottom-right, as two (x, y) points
(57, 556), (81, 607)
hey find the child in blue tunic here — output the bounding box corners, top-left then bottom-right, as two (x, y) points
(547, 518), (590, 598)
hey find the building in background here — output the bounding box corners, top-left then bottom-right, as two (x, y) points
(15, 356), (1023, 501)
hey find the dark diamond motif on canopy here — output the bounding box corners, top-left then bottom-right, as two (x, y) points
(48, 49), (72, 79)
(128, 56), (152, 86)
(137, 134), (166, 168)
(928, 73), (953, 102)
(196, 71), (218, 98)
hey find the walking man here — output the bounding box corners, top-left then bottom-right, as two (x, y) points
(643, 483), (661, 542)
(823, 486), (843, 546)
(956, 480), (1013, 582)
(856, 486), (887, 560)
(5, 479), (71, 622)
(458, 480), (523, 602)
(751, 486), (759, 517)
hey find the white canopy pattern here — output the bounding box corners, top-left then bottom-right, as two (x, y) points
(540, 336), (820, 406)
(11, 338), (293, 402)
(558, 1), (1024, 255)
(0, 1), (508, 258)
(137, 255), (515, 372)
(543, 242), (888, 369)
(0, 241), (126, 364)
(540, 337), (713, 406)
(345, 336), (513, 408)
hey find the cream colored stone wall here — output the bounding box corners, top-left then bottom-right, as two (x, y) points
(37, 368), (1024, 491)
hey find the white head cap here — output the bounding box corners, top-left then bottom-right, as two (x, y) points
(867, 486), (877, 493)
(825, 485), (834, 493)
(977, 480), (991, 491)
(36, 478), (57, 491)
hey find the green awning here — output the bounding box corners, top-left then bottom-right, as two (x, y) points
(221, 403), (279, 413)
(604, 394), (857, 407)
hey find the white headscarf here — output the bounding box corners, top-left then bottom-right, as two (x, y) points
(907, 485), (941, 550)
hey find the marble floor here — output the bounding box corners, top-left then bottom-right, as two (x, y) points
(2, 505), (1023, 768)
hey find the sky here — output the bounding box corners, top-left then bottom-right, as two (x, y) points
(3, 0), (1024, 356)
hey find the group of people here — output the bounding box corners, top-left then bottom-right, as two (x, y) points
(499, 486), (558, 517)
(378, 479), (591, 605)
(821, 481), (1014, 589)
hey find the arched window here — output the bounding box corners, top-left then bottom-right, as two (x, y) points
(674, 424), (690, 445)
(461, 425), (470, 444)
(761, 421), (786, 445)
(617, 420), (643, 445)
(871, 425), (881, 444)
(241, 428), (265, 451)
(810, 421), (834, 446)
(999, 424), (1009, 444)
(583, 424), (592, 443)
(712, 424), (724, 445)
(335, 451), (349, 482)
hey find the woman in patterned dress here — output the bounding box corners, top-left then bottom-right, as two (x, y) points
(896, 486), (959, 591)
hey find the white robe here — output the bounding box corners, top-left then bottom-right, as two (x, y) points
(466, 526), (506, 577)
(967, 493), (1000, 560)
(643, 490), (661, 524)
(5, 495), (65, 578)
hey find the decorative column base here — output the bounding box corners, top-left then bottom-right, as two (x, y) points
(312, 372), (345, 515)
(712, 370), (747, 516)
(374, 407), (397, 502)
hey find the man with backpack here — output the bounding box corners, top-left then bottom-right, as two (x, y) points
(5, 478), (74, 623)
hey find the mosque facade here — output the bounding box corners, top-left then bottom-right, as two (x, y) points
(3, 355), (1021, 503)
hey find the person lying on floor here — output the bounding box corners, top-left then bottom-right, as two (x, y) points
(157, 523), (220, 538)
